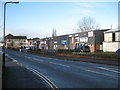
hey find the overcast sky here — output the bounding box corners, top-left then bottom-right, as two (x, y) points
(0, 1), (118, 39)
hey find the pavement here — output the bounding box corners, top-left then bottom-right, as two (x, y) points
(2, 56), (47, 88)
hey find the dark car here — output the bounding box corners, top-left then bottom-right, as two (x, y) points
(82, 46), (90, 52)
(74, 45), (90, 52)
(74, 46), (82, 52)
(116, 48), (120, 54)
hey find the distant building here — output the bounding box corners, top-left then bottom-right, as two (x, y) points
(50, 34), (69, 50)
(43, 29), (109, 52)
(40, 37), (50, 49)
(32, 37), (40, 48)
(103, 29), (120, 52)
(5, 34), (28, 48)
(70, 29), (109, 52)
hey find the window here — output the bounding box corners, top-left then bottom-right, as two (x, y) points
(112, 33), (115, 42)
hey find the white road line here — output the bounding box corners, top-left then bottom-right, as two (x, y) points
(85, 69), (118, 78)
(95, 67), (119, 73)
(23, 56), (44, 62)
(49, 61), (70, 67)
(34, 59), (44, 62)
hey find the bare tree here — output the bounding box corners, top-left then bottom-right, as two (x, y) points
(52, 28), (57, 37)
(78, 16), (99, 32)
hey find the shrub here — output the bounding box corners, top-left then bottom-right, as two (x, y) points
(57, 49), (73, 54)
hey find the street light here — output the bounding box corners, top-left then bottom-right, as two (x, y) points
(3, 1), (19, 68)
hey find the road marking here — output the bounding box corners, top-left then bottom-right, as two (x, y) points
(49, 61), (70, 67)
(6, 55), (59, 89)
(31, 68), (59, 89)
(85, 69), (118, 78)
(26, 67), (54, 89)
(24, 56), (44, 62)
(95, 67), (120, 73)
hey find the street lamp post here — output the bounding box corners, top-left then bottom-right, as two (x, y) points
(3, 1), (19, 68)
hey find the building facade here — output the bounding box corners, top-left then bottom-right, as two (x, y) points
(103, 29), (120, 52)
(5, 34), (28, 48)
(45, 29), (109, 52)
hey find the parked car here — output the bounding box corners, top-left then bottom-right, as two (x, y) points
(25, 47), (30, 50)
(116, 48), (120, 54)
(82, 46), (90, 52)
(74, 45), (90, 52)
(74, 46), (82, 52)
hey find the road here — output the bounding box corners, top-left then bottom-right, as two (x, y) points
(4, 49), (119, 88)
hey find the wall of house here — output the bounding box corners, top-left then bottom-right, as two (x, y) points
(115, 32), (120, 41)
(104, 33), (112, 42)
(103, 42), (120, 52)
(103, 31), (120, 52)
(6, 39), (27, 48)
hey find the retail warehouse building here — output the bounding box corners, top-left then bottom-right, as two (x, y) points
(103, 29), (120, 52)
(40, 29), (109, 52)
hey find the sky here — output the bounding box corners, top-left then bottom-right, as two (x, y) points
(0, 1), (118, 39)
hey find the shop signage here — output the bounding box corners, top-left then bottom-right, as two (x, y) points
(88, 31), (93, 37)
(54, 41), (57, 44)
(61, 40), (67, 45)
(80, 37), (88, 42)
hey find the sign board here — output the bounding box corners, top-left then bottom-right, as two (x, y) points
(80, 37), (88, 42)
(61, 40), (67, 45)
(75, 34), (78, 36)
(75, 37), (79, 43)
(54, 41), (57, 44)
(88, 31), (93, 37)
(69, 35), (72, 37)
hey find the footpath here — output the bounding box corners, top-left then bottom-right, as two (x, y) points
(2, 56), (47, 89)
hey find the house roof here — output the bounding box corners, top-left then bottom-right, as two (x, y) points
(52, 29), (110, 38)
(7, 36), (27, 39)
(33, 37), (40, 40)
(6, 34), (13, 37)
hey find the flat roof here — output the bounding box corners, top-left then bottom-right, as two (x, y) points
(104, 29), (120, 33)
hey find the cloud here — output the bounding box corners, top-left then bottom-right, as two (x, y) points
(74, 2), (94, 8)
(77, 8), (92, 14)
(69, 4), (93, 15)
(73, 2), (109, 9)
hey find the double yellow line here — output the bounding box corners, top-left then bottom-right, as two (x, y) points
(28, 67), (59, 89)
(11, 58), (59, 90)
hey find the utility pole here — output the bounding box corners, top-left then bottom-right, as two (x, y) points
(2, 1), (19, 68)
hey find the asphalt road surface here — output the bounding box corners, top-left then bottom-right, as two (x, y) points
(4, 49), (119, 88)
